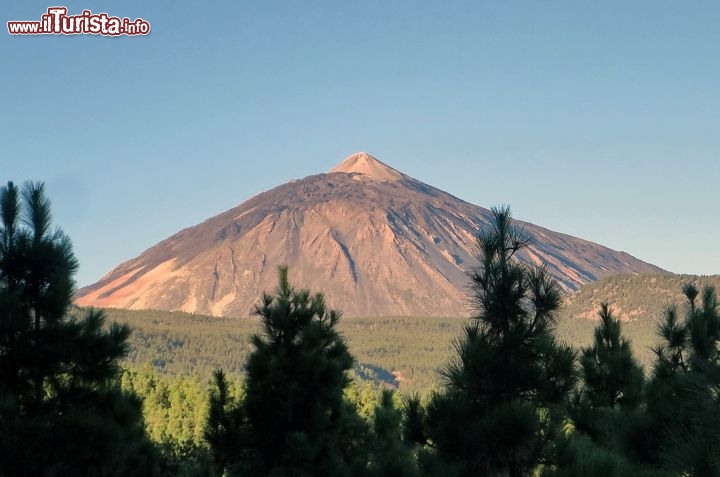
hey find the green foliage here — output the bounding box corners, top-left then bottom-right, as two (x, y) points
(119, 364), (388, 475)
(406, 207), (576, 477)
(557, 283), (720, 476)
(546, 433), (666, 477)
(206, 267), (370, 476)
(643, 284), (720, 475)
(344, 379), (385, 421)
(204, 370), (244, 476)
(120, 365), (231, 476)
(557, 303), (651, 476)
(0, 181), (159, 476)
(102, 275), (720, 396)
(103, 307), (463, 394)
(579, 303), (644, 410)
(77, 255), (720, 477)
(365, 390), (419, 477)
(102, 308), (257, 379)
(9, 185), (720, 476)
(569, 303), (645, 448)
(556, 273), (720, 370)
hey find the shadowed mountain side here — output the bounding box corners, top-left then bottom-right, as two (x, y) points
(76, 153), (664, 317)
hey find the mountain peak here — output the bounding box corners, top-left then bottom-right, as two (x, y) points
(76, 152), (665, 318)
(329, 152), (406, 181)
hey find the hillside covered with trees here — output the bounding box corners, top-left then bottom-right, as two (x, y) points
(108, 273), (720, 390)
(563, 273), (720, 324)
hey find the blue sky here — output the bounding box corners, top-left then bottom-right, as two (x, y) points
(2, 1), (719, 286)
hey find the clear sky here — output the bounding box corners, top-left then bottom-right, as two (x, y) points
(3, 1), (719, 287)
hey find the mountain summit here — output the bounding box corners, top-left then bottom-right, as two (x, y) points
(76, 153), (664, 317)
(329, 152), (407, 181)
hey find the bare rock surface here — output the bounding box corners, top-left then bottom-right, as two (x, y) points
(76, 153), (664, 317)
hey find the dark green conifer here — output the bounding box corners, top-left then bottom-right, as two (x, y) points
(579, 303), (644, 410)
(206, 267), (368, 476)
(569, 303), (645, 446)
(552, 304), (650, 477)
(366, 390), (419, 477)
(405, 206), (576, 477)
(644, 283), (720, 476)
(0, 181), (158, 476)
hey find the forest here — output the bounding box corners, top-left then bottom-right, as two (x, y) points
(2, 180), (720, 477)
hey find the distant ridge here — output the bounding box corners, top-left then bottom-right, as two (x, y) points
(76, 152), (665, 317)
(562, 273), (720, 324)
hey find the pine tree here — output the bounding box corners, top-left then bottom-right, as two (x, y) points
(365, 390), (419, 477)
(550, 304), (650, 477)
(642, 283), (720, 475)
(206, 267), (368, 476)
(205, 370), (244, 476)
(0, 181), (158, 476)
(405, 206), (576, 477)
(569, 303), (644, 444)
(579, 303), (644, 410)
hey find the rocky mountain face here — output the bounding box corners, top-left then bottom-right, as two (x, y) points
(76, 153), (665, 317)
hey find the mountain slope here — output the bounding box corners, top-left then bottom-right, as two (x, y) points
(76, 152), (664, 317)
(561, 273), (720, 324)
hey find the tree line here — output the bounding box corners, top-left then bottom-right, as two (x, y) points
(2, 181), (720, 476)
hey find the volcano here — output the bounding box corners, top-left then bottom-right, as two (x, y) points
(75, 152), (664, 317)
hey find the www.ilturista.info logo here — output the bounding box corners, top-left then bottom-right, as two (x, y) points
(8, 7), (150, 36)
